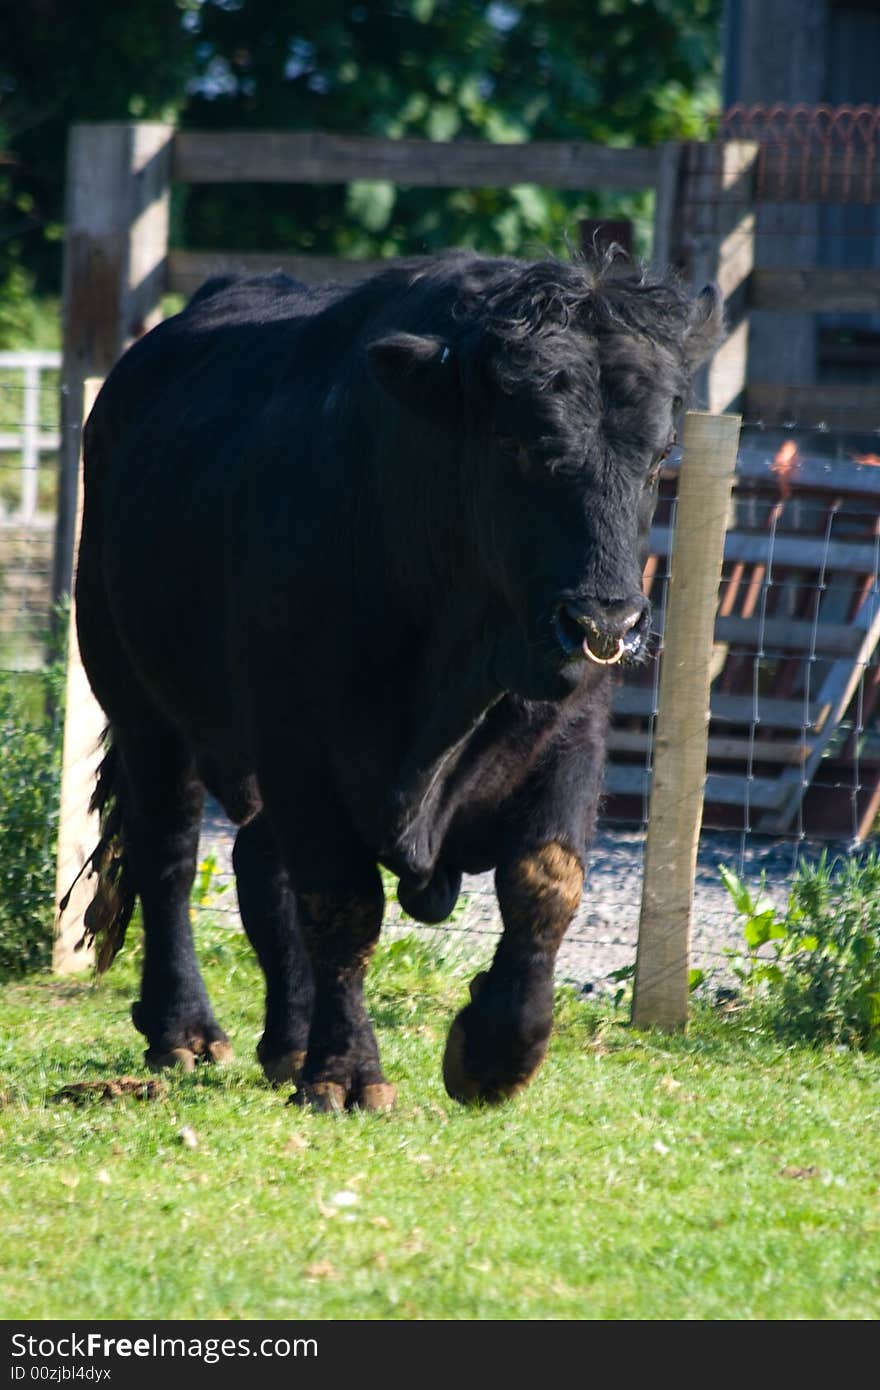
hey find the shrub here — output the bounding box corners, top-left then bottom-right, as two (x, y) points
(721, 852), (880, 1050)
(0, 649), (65, 977)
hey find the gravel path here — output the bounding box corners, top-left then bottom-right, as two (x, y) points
(198, 805), (838, 997)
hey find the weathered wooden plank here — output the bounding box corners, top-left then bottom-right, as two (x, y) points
(608, 730), (811, 764)
(0, 433), (60, 452)
(605, 763), (786, 810)
(715, 615), (862, 655)
(752, 267), (880, 313)
(649, 612), (863, 656)
(613, 685), (828, 730)
(681, 141), (758, 415)
(58, 122), (173, 604)
(761, 585), (880, 834)
(649, 524), (880, 576)
(800, 771), (880, 842)
(0, 350), (62, 369)
(172, 130), (663, 190)
(650, 141), (683, 270)
(745, 383), (880, 432)
(665, 447), (880, 500)
(167, 248), (384, 296)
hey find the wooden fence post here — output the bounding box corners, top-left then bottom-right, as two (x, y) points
(631, 411), (742, 1031)
(651, 141), (683, 271)
(678, 140), (758, 415)
(52, 379), (106, 974)
(54, 122), (173, 608)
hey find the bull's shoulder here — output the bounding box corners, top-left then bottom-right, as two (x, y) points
(92, 272), (326, 417)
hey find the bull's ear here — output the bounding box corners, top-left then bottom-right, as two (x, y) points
(684, 283), (724, 367)
(367, 333), (458, 420)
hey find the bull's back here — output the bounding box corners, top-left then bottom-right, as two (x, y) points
(87, 273), (323, 493)
(78, 274), (328, 752)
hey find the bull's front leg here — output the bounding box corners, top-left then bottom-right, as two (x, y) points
(442, 842), (584, 1104)
(442, 697), (608, 1105)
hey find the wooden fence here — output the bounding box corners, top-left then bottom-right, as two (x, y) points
(50, 119), (880, 842)
(56, 124), (685, 605)
(0, 351), (61, 670)
(56, 121), (880, 587)
(49, 119), (880, 1027)
(0, 350), (61, 526)
(604, 448), (880, 841)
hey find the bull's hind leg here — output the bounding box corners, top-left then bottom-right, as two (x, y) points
(293, 866), (395, 1113)
(116, 724), (231, 1071)
(257, 741), (394, 1112)
(232, 813), (314, 1084)
(442, 843), (584, 1104)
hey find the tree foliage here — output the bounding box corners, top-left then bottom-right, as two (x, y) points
(0, 0), (721, 302)
(0, 0), (193, 299)
(0, 656), (65, 977)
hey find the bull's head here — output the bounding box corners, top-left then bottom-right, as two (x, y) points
(368, 258), (723, 701)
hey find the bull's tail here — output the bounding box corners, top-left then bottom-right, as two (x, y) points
(59, 730), (137, 974)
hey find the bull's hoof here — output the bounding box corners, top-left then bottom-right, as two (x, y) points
(357, 1082), (397, 1112)
(145, 1046), (197, 1074)
(258, 1044), (307, 1087)
(291, 1081), (347, 1113)
(288, 1078), (397, 1113)
(136, 1001), (233, 1072)
(145, 1037), (232, 1070)
(442, 986), (548, 1106)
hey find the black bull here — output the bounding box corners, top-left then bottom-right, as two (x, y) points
(73, 252), (721, 1109)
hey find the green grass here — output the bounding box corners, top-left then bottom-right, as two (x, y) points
(1, 923), (879, 1321)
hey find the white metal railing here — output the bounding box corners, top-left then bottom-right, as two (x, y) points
(0, 349), (61, 526)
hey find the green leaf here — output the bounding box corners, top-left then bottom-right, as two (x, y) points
(719, 864), (755, 917)
(607, 964), (635, 983)
(345, 180), (396, 233)
(426, 102), (461, 141)
(744, 910), (783, 950)
(754, 963), (784, 987)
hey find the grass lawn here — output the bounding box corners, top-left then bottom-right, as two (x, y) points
(1, 922), (878, 1321)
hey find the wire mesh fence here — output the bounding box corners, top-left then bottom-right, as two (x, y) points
(188, 438), (879, 1003)
(0, 352), (61, 673)
(7, 112), (880, 999)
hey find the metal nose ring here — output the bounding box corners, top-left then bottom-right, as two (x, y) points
(582, 636), (626, 666)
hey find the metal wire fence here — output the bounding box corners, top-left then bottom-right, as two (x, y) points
(7, 113), (880, 997)
(0, 352), (61, 672)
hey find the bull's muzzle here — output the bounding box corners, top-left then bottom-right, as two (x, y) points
(554, 596), (649, 665)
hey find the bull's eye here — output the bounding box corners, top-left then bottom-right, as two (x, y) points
(673, 395), (683, 411)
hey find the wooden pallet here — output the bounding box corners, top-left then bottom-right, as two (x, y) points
(603, 448), (880, 840)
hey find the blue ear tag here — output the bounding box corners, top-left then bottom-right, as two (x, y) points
(440, 346), (451, 365)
